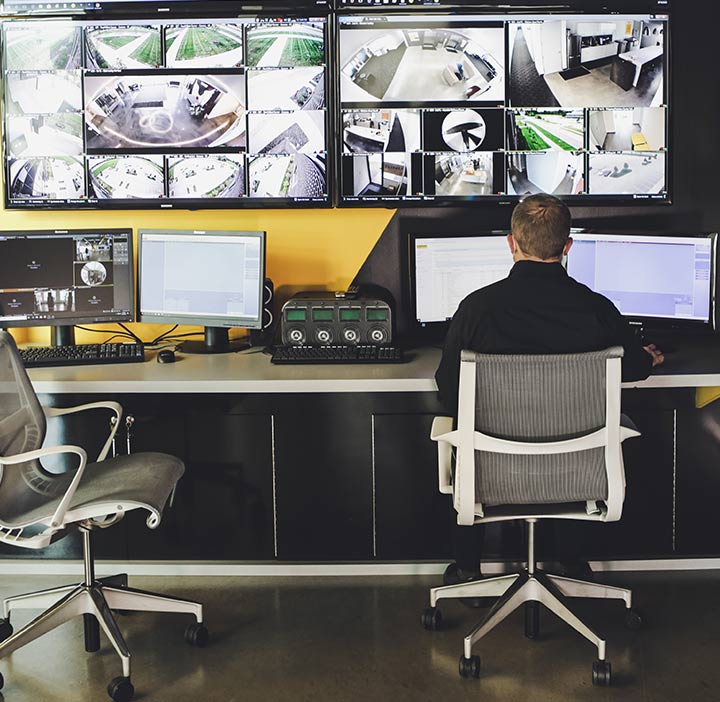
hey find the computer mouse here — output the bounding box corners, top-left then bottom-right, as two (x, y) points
(157, 349), (176, 364)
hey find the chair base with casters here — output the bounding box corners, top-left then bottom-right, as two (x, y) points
(422, 519), (642, 686)
(0, 525), (208, 702)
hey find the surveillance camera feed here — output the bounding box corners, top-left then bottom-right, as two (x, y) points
(338, 10), (669, 205)
(2, 16), (329, 209)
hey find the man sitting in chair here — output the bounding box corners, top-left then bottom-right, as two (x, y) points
(435, 193), (664, 594)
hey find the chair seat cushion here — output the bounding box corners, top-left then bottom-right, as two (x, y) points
(0, 452), (184, 529)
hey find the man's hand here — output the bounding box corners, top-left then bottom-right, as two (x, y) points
(643, 344), (665, 367)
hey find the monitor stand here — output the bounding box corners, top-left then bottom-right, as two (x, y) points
(180, 327), (250, 355)
(51, 325), (76, 347)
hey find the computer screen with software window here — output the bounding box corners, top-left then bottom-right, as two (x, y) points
(138, 228), (265, 352)
(566, 231), (716, 328)
(411, 233), (513, 325)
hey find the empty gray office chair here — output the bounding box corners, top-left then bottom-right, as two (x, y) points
(424, 347), (642, 686)
(0, 331), (206, 702)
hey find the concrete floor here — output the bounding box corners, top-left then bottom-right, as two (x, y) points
(0, 570), (717, 701)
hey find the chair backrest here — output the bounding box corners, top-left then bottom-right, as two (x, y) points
(454, 347), (626, 522)
(0, 331), (62, 526)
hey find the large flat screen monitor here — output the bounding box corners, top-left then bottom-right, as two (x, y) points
(1, 11), (330, 209)
(0, 228), (134, 344)
(337, 1), (670, 206)
(566, 231), (716, 331)
(409, 232), (513, 328)
(138, 228), (266, 352)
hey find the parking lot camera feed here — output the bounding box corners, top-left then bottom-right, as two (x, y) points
(337, 11), (668, 205)
(2, 17), (329, 208)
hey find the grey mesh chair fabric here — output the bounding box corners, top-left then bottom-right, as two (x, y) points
(0, 331), (204, 701)
(427, 347), (641, 685)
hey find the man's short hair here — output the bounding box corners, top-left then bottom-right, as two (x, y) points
(511, 193), (571, 260)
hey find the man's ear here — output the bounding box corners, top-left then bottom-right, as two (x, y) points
(563, 237), (573, 256)
(507, 234), (516, 254)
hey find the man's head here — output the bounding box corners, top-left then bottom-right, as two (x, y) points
(508, 193), (572, 262)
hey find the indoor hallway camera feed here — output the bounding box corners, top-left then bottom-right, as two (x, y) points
(84, 74), (247, 150)
(588, 107), (665, 151)
(339, 22), (505, 104)
(248, 111), (325, 155)
(588, 152), (665, 195)
(165, 24), (244, 68)
(2, 16), (330, 209)
(88, 155), (164, 199)
(6, 114), (83, 158)
(507, 152), (584, 196)
(337, 10), (669, 205)
(506, 109), (584, 151)
(246, 67), (325, 111)
(342, 109), (421, 154)
(169, 155), (244, 199)
(8, 157), (85, 199)
(343, 153), (411, 198)
(246, 22), (324, 67)
(433, 153), (496, 196)
(0, 230), (132, 325)
(85, 25), (162, 69)
(508, 19), (665, 109)
(248, 154), (326, 198)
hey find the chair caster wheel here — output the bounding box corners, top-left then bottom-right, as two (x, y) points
(592, 660), (612, 686)
(458, 654), (481, 679)
(0, 618), (13, 642)
(108, 676), (134, 702)
(524, 601), (540, 639)
(421, 607), (443, 631)
(0, 670), (5, 690)
(624, 608), (643, 630)
(185, 622), (209, 647)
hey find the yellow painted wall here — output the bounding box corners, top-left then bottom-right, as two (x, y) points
(1, 205), (395, 345)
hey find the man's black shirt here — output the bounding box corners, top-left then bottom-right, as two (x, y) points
(435, 260), (653, 415)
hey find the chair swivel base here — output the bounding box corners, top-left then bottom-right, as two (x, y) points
(425, 569), (639, 686)
(0, 580), (207, 702)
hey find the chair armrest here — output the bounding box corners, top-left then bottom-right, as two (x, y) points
(1, 444), (87, 529)
(431, 417), (455, 495)
(44, 401), (123, 462)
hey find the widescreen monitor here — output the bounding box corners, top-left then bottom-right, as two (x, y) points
(1, 10), (330, 209)
(566, 231), (716, 330)
(337, 1), (670, 206)
(410, 232), (513, 327)
(138, 229), (266, 353)
(0, 228), (134, 344)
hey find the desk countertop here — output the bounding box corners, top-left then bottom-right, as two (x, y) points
(618, 45), (663, 66)
(26, 341), (720, 395)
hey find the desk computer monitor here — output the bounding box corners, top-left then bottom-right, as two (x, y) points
(0, 228), (134, 345)
(409, 232), (513, 331)
(138, 229), (266, 353)
(566, 231), (717, 331)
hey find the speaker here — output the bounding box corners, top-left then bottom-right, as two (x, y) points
(249, 278), (275, 347)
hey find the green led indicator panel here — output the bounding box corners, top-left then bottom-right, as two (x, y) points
(339, 308), (361, 322)
(286, 309), (307, 322)
(312, 308), (334, 322)
(366, 308), (389, 322)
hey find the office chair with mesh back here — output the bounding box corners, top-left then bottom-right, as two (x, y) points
(423, 348), (643, 686)
(0, 331), (207, 702)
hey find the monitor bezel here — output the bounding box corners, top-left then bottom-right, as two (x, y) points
(334, 1), (672, 208)
(0, 8), (334, 210)
(567, 228), (718, 332)
(0, 227), (135, 328)
(137, 228), (267, 330)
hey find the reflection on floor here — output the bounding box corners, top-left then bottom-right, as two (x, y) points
(1, 570), (719, 702)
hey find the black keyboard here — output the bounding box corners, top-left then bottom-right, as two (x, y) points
(271, 344), (406, 364)
(20, 343), (145, 368)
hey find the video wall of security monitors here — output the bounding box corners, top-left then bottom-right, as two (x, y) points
(338, 10), (669, 205)
(1, 15), (330, 209)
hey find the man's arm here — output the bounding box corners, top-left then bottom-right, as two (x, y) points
(599, 299), (656, 381)
(435, 301), (471, 416)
